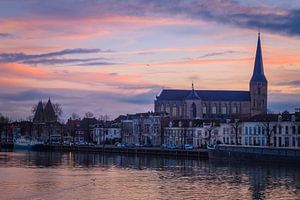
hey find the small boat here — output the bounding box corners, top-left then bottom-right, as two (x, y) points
(14, 137), (44, 151)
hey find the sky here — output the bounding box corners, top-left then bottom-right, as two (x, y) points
(0, 0), (300, 121)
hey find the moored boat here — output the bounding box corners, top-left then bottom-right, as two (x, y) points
(14, 137), (44, 151)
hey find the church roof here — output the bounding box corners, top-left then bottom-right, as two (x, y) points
(250, 33), (267, 83)
(156, 90), (250, 101)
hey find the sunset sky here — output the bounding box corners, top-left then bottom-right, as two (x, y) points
(1, 0), (300, 121)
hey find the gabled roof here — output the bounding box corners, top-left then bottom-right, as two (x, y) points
(250, 33), (267, 83)
(33, 101), (44, 123)
(44, 99), (57, 122)
(157, 89), (250, 101)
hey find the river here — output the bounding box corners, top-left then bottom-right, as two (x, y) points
(0, 150), (299, 200)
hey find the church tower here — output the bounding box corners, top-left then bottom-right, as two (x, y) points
(250, 33), (268, 116)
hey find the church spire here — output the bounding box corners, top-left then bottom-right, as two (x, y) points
(251, 32), (267, 83)
(185, 82), (201, 100)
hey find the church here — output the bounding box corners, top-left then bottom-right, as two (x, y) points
(154, 33), (268, 119)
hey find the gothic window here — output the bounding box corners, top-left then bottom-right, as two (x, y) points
(232, 105), (237, 114)
(258, 87), (261, 95)
(212, 105), (217, 114)
(172, 106), (177, 117)
(203, 105), (207, 114)
(179, 106), (182, 116)
(160, 104), (164, 112)
(165, 105), (170, 114)
(221, 105), (227, 114)
(191, 103), (197, 118)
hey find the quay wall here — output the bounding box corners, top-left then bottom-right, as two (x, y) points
(43, 145), (209, 159)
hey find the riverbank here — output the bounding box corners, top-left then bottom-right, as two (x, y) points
(41, 144), (209, 159)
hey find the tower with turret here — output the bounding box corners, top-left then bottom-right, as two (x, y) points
(250, 33), (268, 116)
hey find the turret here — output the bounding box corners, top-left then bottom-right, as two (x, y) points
(250, 33), (268, 116)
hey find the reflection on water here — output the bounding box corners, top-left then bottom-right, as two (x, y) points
(0, 149), (300, 200)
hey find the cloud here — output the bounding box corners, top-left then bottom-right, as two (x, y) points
(0, 48), (111, 63)
(120, 90), (158, 105)
(0, 33), (13, 38)
(0, 90), (61, 101)
(198, 50), (239, 58)
(276, 80), (300, 86)
(5, 0), (300, 37)
(76, 61), (120, 66)
(22, 58), (102, 66)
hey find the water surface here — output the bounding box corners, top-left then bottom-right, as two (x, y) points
(0, 150), (299, 200)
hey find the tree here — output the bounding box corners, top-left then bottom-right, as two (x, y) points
(70, 112), (81, 120)
(230, 119), (242, 145)
(261, 117), (277, 147)
(0, 113), (9, 142)
(98, 114), (110, 122)
(85, 112), (94, 118)
(204, 122), (218, 145)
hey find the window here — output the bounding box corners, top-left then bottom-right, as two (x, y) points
(279, 126), (282, 134)
(292, 137), (296, 147)
(245, 127), (248, 135)
(249, 127), (252, 135)
(258, 127), (261, 135)
(232, 105), (237, 114)
(285, 126), (289, 134)
(160, 104), (164, 112)
(245, 137), (248, 145)
(254, 127), (257, 135)
(203, 106), (207, 114)
(292, 126), (296, 134)
(191, 103), (197, 118)
(285, 137), (289, 147)
(279, 137), (282, 147)
(221, 106), (227, 114)
(212, 105), (217, 114)
(172, 106), (177, 117)
(179, 106), (183, 116)
(165, 105), (170, 114)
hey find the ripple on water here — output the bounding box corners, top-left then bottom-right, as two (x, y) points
(0, 150), (300, 200)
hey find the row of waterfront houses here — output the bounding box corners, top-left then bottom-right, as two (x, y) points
(1, 105), (300, 149)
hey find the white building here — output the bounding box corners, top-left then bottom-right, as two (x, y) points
(241, 112), (300, 148)
(120, 112), (167, 146)
(91, 124), (121, 145)
(164, 120), (220, 148)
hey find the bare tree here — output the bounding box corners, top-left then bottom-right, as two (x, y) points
(98, 114), (110, 122)
(204, 122), (218, 145)
(70, 112), (81, 120)
(261, 118), (277, 147)
(85, 112), (94, 118)
(230, 119), (242, 145)
(0, 113), (9, 143)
